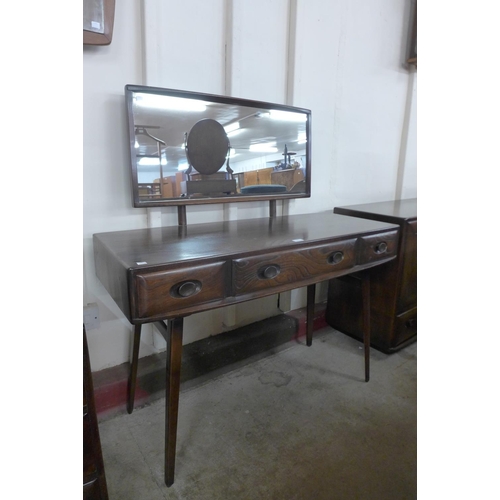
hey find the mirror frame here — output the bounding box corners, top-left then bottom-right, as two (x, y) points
(125, 84), (312, 208)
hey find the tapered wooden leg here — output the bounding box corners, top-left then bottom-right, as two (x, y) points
(165, 317), (183, 487)
(306, 284), (316, 346)
(127, 324), (142, 414)
(361, 272), (371, 382)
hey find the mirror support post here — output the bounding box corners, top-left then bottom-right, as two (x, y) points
(269, 200), (276, 218)
(177, 206), (187, 226)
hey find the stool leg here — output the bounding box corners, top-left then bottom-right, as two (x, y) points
(127, 324), (142, 414)
(306, 284), (316, 346)
(165, 317), (183, 487)
(361, 272), (371, 382)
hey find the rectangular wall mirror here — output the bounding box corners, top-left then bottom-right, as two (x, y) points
(125, 85), (311, 207)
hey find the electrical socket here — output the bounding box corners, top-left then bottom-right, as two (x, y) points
(83, 303), (100, 330)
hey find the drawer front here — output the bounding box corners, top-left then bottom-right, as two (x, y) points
(233, 239), (357, 296)
(133, 261), (227, 319)
(357, 230), (399, 265)
(399, 220), (417, 311)
(394, 307), (417, 346)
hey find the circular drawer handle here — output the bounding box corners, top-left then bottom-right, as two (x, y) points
(259, 264), (281, 279)
(327, 251), (344, 265)
(374, 241), (388, 254)
(170, 280), (202, 298)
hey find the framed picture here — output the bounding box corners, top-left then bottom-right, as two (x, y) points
(83, 0), (116, 45)
(407, 2), (417, 66)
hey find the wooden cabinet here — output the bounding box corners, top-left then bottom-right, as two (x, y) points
(153, 177), (175, 198)
(84, 326), (108, 500)
(271, 168), (304, 190)
(326, 199), (417, 353)
(241, 167), (274, 187)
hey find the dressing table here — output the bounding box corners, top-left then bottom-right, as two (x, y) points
(92, 85), (401, 487)
(94, 212), (399, 486)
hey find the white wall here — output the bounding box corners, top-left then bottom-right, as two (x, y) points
(83, 0), (417, 371)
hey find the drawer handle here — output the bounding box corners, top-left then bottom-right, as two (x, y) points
(170, 280), (202, 298)
(327, 251), (344, 265)
(374, 241), (388, 254)
(405, 318), (417, 329)
(259, 264), (281, 279)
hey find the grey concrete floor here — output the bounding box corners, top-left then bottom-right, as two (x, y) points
(98, 326), (417, 500)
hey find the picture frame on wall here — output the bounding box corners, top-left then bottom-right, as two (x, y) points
(407, 2), (417, 66)
(83, 0), (116, 45)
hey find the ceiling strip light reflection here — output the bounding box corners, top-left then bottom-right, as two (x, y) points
(224, 121), (240, 133)
(138, 157), (167, 166)
(249, 143), (278, 153)
(269, 110), (307, 122)
(134, 93), (207, 112)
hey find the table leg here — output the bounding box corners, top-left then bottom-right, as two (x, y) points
(165, 317), (184, 487)
(127, 324), (142, 414)
(306, 284), (316, 346)
(361, 272), (371, 382)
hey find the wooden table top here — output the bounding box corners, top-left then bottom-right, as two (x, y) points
(334, 199), (417, 223)
(93, 212), (399, 270)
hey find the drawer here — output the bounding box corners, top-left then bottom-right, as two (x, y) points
(357, 230), (398, 265)
(394, 308), (417, 346)
(133, 261), (228, 319)
(407, 219), (417, 236)
(399, 220), (417, 311)
(233, 239), (357, 296)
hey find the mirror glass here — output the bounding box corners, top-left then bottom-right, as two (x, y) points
(125, 85), (311, 207)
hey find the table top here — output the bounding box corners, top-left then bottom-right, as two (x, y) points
(94, 212), (399, 270)
(334, 199), (417, 224)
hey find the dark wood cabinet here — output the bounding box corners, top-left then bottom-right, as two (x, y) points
(84, 326), (109, 500)
(326, 199), (417, 353)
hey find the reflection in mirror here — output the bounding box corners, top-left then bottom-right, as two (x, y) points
(125, 85), (311, 207)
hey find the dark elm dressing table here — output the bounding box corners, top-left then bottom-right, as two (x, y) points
(93, 85), (404, 487)
(93, 211), (399, 486)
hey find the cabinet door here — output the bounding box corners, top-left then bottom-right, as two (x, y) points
(398, 220), (417, 312)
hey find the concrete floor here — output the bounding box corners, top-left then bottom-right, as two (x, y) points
(98, 326), (417, 500)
